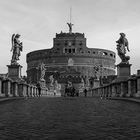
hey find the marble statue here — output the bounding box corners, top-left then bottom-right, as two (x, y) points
(40, 63), (46, 80)
(11, 34), (23, 65)
(116, 33), (130, 63)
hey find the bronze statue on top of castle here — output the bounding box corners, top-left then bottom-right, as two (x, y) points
(11, 34), (23, 65)
(67, 22), (74, 33)
(116, 33), (130, 64)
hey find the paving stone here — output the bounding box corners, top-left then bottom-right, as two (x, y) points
(0, 97), (140, 139)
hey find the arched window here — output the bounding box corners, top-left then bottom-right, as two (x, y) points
(69, 49), (71, 53)
(88, 51), (91, 54)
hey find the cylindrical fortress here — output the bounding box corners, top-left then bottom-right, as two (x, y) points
(26, 32), (116, 86)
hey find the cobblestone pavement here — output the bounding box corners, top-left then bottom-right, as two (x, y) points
(0, 97), (140, 140)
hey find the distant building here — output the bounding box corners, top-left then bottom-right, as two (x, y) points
(26, 23), (116, 89)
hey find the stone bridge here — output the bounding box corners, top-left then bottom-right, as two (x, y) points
(0, 77), (46, 97)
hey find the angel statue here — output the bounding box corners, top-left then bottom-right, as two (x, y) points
(40, 63), (46, 81)
(116, 33), (130, 63)
(49, 75), (54, 86)
(11, 34), (23, 65)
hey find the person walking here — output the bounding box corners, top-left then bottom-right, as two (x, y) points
(84, 88), (87, 97)
(37, 82), (41, 97)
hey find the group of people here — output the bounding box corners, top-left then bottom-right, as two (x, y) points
(65, 86), (79, 97)
(64, 82), (88, 97)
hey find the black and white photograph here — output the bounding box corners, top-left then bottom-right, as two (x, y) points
(0, 0), (140, 139)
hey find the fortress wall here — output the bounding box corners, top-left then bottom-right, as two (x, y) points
(26, 32), (116, 84)
(27, 50), (115, 83)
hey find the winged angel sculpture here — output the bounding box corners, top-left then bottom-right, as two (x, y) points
(11, 34), (23, 65)
(116, 33), (130, 63)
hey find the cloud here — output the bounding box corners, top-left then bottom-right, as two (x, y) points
(0, 0), (140, 75)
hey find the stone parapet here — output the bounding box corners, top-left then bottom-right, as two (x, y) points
(0, 77), (39, 98)
(3, 79), (12, 97)
(91, 71), (140, 99)
(11, 81), (18, 97)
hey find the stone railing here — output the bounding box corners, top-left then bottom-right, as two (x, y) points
(91, 74), (140, 98)
(0, 77), (46, 98)
(1, 73), (140, 98)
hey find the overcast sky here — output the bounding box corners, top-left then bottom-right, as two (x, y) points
(0, 0), (140, 75)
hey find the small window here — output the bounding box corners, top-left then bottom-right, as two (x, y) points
(72, 49), (75, 53)
(93, 52), (96, 54)
(65, 48), (67, 53)
(69, 49), (71, 53)
(88, 51), (91, 54)
(110, 53), (113, 57)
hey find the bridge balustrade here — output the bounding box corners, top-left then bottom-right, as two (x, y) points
(11, 81), (18, 97)
(91, 72), (140, 98)
(0, 74), (140, 98)
(0, 77), (39, 98)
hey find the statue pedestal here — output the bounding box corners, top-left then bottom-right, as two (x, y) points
(7, 64), (22, 80)
(117, 63), (132, 81)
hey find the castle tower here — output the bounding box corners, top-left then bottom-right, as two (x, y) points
(26, 23), (116, 89)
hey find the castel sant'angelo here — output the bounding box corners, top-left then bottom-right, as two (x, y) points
(26, 22), (116, 90)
